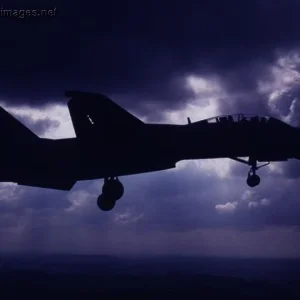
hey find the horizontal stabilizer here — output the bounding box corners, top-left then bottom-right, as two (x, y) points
(66, 91), (144, 139)
(17, 178), (76, 191)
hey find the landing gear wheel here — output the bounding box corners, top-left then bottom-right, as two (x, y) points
(246, 174), (260, 187)
(102, 177), (124, 201)
(246, 161), (261, 188)
(97, 194), (115, 211)
(231, 156), (269, 188)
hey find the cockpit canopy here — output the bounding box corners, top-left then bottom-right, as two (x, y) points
(201, 114), (270, 124)
(194, 114), (290, 127)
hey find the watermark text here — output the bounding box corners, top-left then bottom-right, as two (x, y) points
(0, 7), (57, 19)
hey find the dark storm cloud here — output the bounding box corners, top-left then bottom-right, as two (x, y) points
(0, 0), (300, 112)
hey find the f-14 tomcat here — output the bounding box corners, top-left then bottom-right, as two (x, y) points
(0, 91), (299, 211)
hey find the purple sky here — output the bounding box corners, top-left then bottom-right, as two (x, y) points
(1, 0), (300, 257)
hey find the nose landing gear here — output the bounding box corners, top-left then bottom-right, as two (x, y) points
(246, 158), (261, 188)
(247, 173), (261, 187)
(231, 157), (270, 188)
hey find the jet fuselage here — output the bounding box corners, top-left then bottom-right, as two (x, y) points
(1, 89), (299, 209)
(4, 116), (297, 183)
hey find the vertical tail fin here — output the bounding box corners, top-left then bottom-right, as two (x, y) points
(0, 105), (38, 142)
(66, 91), (144, 140)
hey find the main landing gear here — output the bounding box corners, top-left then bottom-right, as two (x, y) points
(97, 177), (124, 211)
(231, 157), (270, 188)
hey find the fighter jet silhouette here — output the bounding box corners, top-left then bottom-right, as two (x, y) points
(1, 91), (298, 211)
